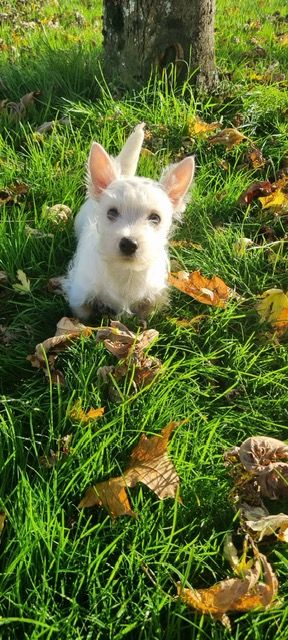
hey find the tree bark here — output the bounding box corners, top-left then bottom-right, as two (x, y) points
(103, 0), (217, 90)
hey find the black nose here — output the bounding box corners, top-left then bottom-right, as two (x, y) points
(119, 237), (138, 256)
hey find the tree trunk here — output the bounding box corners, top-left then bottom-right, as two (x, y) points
(102, 0), (217, 90)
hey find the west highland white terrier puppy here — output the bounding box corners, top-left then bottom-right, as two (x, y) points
(63, 123), (195, 320)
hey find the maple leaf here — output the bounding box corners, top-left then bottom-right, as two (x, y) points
(259, 190), (288, 213)
(177, 552), (278, 629)
(257, 288), (288, 336)
(12, 269), (31, 295)
(78, 421), (181, 518)
(208, 128), (246, 149)
(168, 270), (237, 307)
(27, 317), (94, 384)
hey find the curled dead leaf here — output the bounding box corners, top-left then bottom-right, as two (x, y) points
(187, 117), (221, 137)
(177, 552), (278, 628)
(27, 317), (94, 384)
(208, 128), (246, 149)
(238, 181), (275, 205)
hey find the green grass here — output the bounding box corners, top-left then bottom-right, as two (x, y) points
(1, 0), (288, 638)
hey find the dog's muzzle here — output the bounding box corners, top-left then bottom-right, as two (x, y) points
(119, 237), (138, 256)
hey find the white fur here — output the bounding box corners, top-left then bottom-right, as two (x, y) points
(63, 125), (195, 320)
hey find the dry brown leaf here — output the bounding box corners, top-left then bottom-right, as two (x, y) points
(244, 147), (267, 170)
(27, 317), (94, 384)
(78, 421), (181, 517)
(68, 401), (105, 423)
(0, 182), (29, 205)
(225, 436), (288, 501)
(168, 270), (237, 307)
(257, 289), (288, 336)
(208, 128), (246, 149)
(6, 91), (40, 119)
(187, 117), (221, 137)
(96, 321), (161, 399)
(177, 553), (278, 627)
(242, 503), (288, 541)
(238, 181), (275, 205)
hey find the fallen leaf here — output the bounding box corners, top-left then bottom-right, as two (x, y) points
(208, 128), (246, 149)
(0, 182), (29, 205)
(35, 115), (70, 134)
(223, 535), (254, 577)
(259, 189), (288, 214)
(257, 288), (288, 336)
(244, 147), (267, 170)
(168, 270), (237, 307)
(6, 90), (40, 119)
(12, 269), (31, 294)
(96, 321), (161, 399)
(187, 117), (221, 137)
(168, 314), (207, 329)
(242, 504), (288, 541)
(238, 181), (275, 205)
(225, 436), (288, 501)
(177, 553), (278, 628)
(45, 204), (72, 225)
(27, 317), (94, 384)
(68, 401), (105, 423)
(78, 421), (181, 517)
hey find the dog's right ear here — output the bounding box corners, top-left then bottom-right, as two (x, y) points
(87, 142), (119, 198)
(117, 122), (145, 176)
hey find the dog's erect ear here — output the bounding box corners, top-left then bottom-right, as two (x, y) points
(160, 156), (195, 214)
(117, 122), (145, 176)
(88, 142), (119, 197)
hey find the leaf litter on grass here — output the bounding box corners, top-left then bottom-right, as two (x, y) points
(257, 288), (288, 337)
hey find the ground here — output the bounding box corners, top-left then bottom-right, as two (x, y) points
(0, 0), (288, 638)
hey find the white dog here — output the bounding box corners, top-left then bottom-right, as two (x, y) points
(63, 123), (195, 320)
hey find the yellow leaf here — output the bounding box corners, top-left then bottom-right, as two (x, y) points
(188, 117), (221, 137)
(208, 128), (246, 149)
(259, 190), (288, 212)
(68, 402), (105, 423)
(257, 288), (288, 335)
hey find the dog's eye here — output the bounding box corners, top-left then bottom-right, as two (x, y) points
(107, 207), (120, 221)
(148, 212), (161, 225)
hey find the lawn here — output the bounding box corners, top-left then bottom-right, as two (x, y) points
(0, 0), (288, 638)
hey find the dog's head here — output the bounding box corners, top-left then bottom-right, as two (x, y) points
(86, 127), (195, 270)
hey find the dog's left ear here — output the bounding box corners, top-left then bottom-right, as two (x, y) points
(88, 142), (119, 198)
(160, 156), (195, 214)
